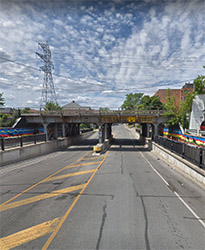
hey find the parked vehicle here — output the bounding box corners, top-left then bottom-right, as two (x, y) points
(200, 121), (205, 131)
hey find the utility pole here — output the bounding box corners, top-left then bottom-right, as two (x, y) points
(36, 41), (57, 110)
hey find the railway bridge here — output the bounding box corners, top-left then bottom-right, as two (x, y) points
(21, 109), (166, 143)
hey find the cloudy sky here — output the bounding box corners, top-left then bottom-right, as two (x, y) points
(0, 0), (204, 109)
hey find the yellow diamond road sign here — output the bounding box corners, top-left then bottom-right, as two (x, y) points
(128, 117), (136, 123)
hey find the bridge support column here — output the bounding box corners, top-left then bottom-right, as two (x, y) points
(147, 124), (150, 137)
(62, 123), (65, 137)
(105, 124), (112, 140)
(104, 124), (108, 140)
(141, 123), (148, 137)
(152, 123), (158, 139)
(108, 124), (112, 139)
(43, 123), (48, 141)
(98, 125), (104, 143)
(54, 124), (58, 139)
(76, 124), (80, 135)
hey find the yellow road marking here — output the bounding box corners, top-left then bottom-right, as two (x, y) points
(83, 156), (104, 160)
(65, 161), (101, 169)
(0, 217), (60, 250)
(0, 184), (84, 212)
(43, 170), (95, 182)
(0, 152), (90, 207)
(42, 151), (110, 250)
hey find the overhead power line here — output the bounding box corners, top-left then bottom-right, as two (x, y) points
(0, 55), (200, 87)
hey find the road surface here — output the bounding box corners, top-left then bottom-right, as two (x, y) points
(0, 124), (204, 249)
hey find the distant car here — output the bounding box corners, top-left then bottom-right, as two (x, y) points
(200, 121), (205, 131)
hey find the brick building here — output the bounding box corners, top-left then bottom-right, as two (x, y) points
(154, 83), (194, 106)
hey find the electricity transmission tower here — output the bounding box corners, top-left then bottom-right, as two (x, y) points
(36, 41), (57, 110)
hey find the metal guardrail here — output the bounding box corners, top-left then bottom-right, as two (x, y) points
(0, 134), (47, 151)
(154, 135), (205, 169)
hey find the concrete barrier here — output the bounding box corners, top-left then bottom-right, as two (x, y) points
(0, 138), (68, 167)
(0, 131), (95, 167)
(150, 140), (205, 187)
(93, 138), (113, 154)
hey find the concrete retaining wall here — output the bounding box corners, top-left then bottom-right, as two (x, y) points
(0, 138), (68, 167)
(0, 131), (95, 167)
(149, 140), (205, 187)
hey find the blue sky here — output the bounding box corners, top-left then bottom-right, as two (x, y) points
(0, 0), (204, 109)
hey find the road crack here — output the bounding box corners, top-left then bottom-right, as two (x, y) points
(140, 196), (151, 250)
(120, 153), (123, 175)
(129, 173), (150, 250)
(96, 202), (107, 250)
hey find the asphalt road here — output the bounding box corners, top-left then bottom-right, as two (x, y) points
(0, 124), (204, 250)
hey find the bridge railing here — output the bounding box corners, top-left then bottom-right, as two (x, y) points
(0, 134), (47, 151)
(154, 135), (205, 169)
(37, 109), (165, 116)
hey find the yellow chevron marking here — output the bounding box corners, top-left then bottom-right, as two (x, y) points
(66, 161), (102, 169)
(44, 169), (95, 182)
(0, 184), (84, 212)
(0, 217), (60, 250)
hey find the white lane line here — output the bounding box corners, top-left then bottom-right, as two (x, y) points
(140, 152), (205, 228)
(174, 191), (205, 228)
(140, 152), (169, 186)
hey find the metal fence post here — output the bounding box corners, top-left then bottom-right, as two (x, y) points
(1, 138), (4, 151)
(199, 149), (202, 168)
(34, 135), (36, 144)
(182, 143), (185, 158)
(171, 141), (173, 152)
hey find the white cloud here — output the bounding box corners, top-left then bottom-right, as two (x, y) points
(0, 0), (204, 108)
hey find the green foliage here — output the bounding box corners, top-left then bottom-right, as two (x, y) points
(121, 93), (143, 110)
(0, 114), (12, 127)
(0, 110), (19, 127)
(179, 92), (195, 129)
(138, 95), (164, 110)
(163, 89), (180, 127)
(121, 93), (164, 111)
(0, 93), (5, 107)
(100, 107), (110, 112)
(80, 123), (91, 129)
(193, 75), (205, 94)
(0, 93), (18, 127)
(44, 102), (62, 111)
(163, 87), (196, 129)
(21, 107), (31, 114)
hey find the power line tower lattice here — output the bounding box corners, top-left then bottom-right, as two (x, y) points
(36, 41), (57, 110)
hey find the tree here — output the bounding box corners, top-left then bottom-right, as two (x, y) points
(163, 89), (180, 127)
(121, 93), (143, 110)
(100, 107), (110, 112)
(121, 93), (164, 111)
(21, 107), (31, 114)
(138, 95), (164, 110)
(44, 101), (62, 111)
(193, 75), (205, 94)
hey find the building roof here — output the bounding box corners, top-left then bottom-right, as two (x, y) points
(62, 101), (90, 110)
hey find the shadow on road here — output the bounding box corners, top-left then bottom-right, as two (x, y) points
(63, 138), (98, 151)
(109, 138), (148, 152)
